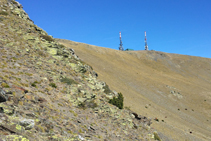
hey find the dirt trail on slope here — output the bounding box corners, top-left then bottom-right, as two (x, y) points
(57, 39), (211, 141)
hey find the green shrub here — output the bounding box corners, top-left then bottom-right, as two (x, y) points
(0, 11), (8, 16)
(49, 83), (57, 88)
(31, 83), (36, 87)
(31, 81), (38, 87)
(154, 132), (161, 141)
(1, 82), (10, 88)
(109, 92), (124, 109)
(60, 77), (78, 85)
(103, 84), (112, 94)
(40, 35), (54, 42)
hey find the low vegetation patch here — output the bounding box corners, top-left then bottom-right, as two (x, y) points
(0, 11), (8, 16)
(31, 81), (38, 87)
(78, 100), (98, 109)
(103, 84), (112, 94)
(49, 83), (57, 88)
(60, 77), (78, 85)
(1, 82), (10, 88)
(109, 92), (124, 109)
(154, 132), (161, 141)
(40, 35), (54, 42)
(58, 44), (65, 48)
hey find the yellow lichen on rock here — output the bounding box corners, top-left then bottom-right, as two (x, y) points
(47, 48), (57, 55)
(4, 135), (29, 141)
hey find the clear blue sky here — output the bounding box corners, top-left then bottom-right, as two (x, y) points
(18, 0), (211, 58)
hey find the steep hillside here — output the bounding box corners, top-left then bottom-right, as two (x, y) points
(0, 0), (159, 140)
(57, 39), (211, 141)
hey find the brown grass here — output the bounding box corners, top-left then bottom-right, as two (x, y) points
(57, 39), (211, 141)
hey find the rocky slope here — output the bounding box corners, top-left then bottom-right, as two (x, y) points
(0, 0), (161, 140)
(57, 39), (211, 140)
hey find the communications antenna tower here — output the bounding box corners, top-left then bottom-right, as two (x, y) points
(144, 31), (148, 50)
(119, 32), (124, 51)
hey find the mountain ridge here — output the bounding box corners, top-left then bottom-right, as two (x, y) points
(57, 39), (211, 141)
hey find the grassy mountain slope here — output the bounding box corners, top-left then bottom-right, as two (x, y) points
(57, 39), (211, 141)
(0, 0), (159, 140)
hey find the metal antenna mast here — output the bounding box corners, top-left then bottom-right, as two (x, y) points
(144, 31), (148, 50)
(119, 32), (124, 51)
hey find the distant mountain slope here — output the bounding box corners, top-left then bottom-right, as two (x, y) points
(57, 39), (211, 141)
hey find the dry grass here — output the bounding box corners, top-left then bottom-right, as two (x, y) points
(57, 39), (211, 141)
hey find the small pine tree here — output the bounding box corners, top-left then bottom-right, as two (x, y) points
(109, 92), (124, 109)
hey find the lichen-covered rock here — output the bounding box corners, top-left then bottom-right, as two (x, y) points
(34, 25), (47, 35)
(0, 103), (14, 115)
(19, 118), (35, 130)
(9, 1), (31, 21)
(47, 48), (57, 55)
(2, 135), (29, 141)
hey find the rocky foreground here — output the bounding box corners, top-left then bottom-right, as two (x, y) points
(0, 0), (160, 140)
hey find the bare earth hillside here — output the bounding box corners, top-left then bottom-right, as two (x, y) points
(57, 39), (211, 141)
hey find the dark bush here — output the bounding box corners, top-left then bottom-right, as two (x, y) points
(31, 81), (38, 87)
(109, 92), (124, 109)
(31, 83), (36, 87)
(49, 83), (57, 88)
(60, 77), (78, 85)
(40, 35), (54, 42)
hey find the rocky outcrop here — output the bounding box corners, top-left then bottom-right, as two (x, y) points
(8, 0), (32, 21)
(0, 88), (7, 102)
(132, 112), (152, 126)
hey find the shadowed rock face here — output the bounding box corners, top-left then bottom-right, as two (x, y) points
(0, 88), (7, 102)
(0, 0), (161, 140)
(57, 39), (211, 140)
